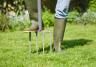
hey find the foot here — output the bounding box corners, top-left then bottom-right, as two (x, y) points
(24, 20), (39, 32)
(54, 43), (61, 52)
(54, 48), (61, 52)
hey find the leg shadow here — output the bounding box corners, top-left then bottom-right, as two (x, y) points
(32, 45), (53, 54)
(62, 39), (92, 49)
(32, 39), (92, 53)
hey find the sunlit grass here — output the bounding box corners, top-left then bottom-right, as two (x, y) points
(0, 24), (96, 67)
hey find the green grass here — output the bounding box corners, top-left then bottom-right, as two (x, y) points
(0, 24), (96, 67)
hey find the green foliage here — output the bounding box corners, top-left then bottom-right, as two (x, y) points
(8, 17), (30, 31)
(67, 10), (79, 23)
(88, 0), (96, 11)
(75, 11), (96, 25)
(0, 13), (30, 31)
(0, 0), (96, 13)
(0, 13), (10, 31)
(42, 10), (54, 27)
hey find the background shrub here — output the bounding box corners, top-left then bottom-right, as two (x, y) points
(88, 0), (96, 11)
(42, 10), (54, 27)
(67, 10), (79, 23)
(0, 13), (10, 31)
(8, 15), (30, 31)
(0, 12), (30, 31)
(75, 11), (96, 25)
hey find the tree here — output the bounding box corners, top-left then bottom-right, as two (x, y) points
(0, 0), (25, 15)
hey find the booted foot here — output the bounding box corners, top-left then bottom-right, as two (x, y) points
(53, 18), (66, 53)
(54, 47), (61, 52)
(54, 43), (61, 52)
(24, 20), (39, 32)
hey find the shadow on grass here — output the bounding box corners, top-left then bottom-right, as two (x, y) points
(62, 39), (92, 49)
(32, 39), (92, 53)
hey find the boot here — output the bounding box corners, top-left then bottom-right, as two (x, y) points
(24, 0), (44, 32)
(53, 18), (66, 52)
(24, 20), (44, 32)
(24, 20), (39, 32)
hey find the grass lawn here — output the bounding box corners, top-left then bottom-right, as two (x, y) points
(0, 24), (96, 67)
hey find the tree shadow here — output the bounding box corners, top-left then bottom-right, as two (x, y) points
(32, 39), (92, 53)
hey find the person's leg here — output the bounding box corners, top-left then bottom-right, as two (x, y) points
(54, 0), (70, 52)
(24, 0), (38, 31)
(24, 0), (43, 31)
(24, 0), (38, 20)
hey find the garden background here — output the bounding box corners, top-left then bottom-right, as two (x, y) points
(0, 0), (96, 67)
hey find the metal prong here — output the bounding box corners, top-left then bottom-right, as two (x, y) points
(36, 32), (38, 54)
(50, 31), (52, 52)
(42, 31), (45, 54)
(29, 32), (32, 54)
